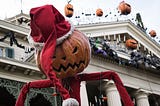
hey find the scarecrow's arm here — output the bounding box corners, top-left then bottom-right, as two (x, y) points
(15, 79), (54, 106)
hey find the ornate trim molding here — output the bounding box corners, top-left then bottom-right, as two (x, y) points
(0, 78), (61, 106)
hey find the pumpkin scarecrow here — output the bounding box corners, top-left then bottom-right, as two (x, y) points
(15, 5), (134, 106)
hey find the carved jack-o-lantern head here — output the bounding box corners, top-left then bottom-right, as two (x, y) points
(64, 4), (74, 18)
(37, 30), (90, 79)
(96, 8), (103, 17)
(126, 39), (137, 49)
(52, 30), (90, 78)
(118, 1), (131, 15)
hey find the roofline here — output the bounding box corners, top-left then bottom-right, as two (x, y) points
(0, 19), (159, 57)
(0, 19), (29, 35)
(5, 13), (30, 22)
(76, 20), (160, 58)
(127, 21), (160, 58)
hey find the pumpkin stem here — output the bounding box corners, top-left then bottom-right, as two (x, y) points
(68, 0), (72, 4)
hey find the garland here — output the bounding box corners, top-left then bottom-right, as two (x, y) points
(89, 37), (160, 71)
(0, 31), (34, 53)
(0, 31), (159, 70)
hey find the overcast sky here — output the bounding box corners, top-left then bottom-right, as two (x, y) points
(0, 0), (160, 42)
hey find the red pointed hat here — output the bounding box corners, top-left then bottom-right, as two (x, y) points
(29, 4), (73, 45)
(29, 4), (73, 73)
(29, 5), (74, 100)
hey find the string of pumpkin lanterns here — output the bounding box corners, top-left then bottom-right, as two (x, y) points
(64, 1), (131, 18)
(64, 1), (158, 39)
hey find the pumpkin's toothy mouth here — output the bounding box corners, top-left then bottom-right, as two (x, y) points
(52, 60), (85, 72)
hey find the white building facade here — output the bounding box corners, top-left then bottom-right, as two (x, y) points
(0, 13), (159, 106)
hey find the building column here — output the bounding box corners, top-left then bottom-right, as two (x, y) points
(103, 80), (122, 106)
(80, 81), (89, 106)
(135, 89), (150, 106)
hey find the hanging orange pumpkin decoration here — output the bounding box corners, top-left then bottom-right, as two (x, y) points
(64, 3), (74, 18)
(37, 30), (91, 79)
(149, 30), (156, 37)
(118, 1), (131, 15)
(96, 8), (103, 17)
(125, 39), (137, 49)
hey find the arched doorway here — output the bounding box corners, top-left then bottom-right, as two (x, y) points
(0, 87), (16, 106)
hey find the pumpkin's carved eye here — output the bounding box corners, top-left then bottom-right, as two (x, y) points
(72, 47), (78, 54)
(131, 42), (137, 44)
(62, 56), (66, 60)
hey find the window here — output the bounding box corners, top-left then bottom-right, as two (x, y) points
(5, 48), (14, 58)
(0, 48), (3, 57)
